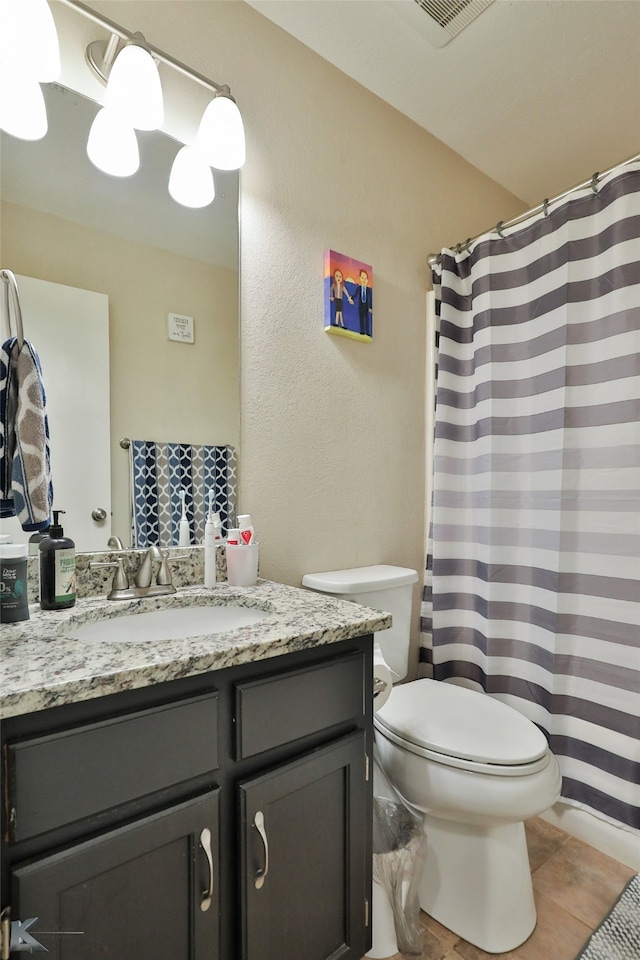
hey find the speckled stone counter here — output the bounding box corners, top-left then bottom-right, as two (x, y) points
(1, 579), (390, 719)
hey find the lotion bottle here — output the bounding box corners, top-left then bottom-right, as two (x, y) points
(237, 514), (255, 545)
(204, 491), (217, 588)
(39, 510), (76, 610)
(178, 489), (190, 546)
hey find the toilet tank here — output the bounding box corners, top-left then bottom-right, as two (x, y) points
(301, 565), (418, 681)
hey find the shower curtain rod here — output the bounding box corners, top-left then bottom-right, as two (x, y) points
(427, 150), (640, 268)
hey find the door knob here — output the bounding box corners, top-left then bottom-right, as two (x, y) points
(92, 507), (107, 522)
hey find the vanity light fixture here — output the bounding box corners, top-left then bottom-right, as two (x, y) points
(85, 31), (163, 176)
(86, 107), (140, 178)
(55, 0), (246, 206)
(103, 39), (164, 132)
(196, 90), (246, 172)
(0, 0), (60, 140)
(168, 145), (216, 209)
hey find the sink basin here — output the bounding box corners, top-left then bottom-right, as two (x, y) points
(65, 604), (270, 643)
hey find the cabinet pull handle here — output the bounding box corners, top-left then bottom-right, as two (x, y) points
(254, 810), (269, 890)
(200, 827), (214, 912)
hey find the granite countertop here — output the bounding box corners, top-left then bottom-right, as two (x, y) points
(0, 580), (391, 719)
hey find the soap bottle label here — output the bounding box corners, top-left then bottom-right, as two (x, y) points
(0, 558), (29, 622)
(55, 548), (76, 604)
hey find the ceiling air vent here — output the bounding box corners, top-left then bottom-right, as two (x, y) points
(389, 0), (494, 47)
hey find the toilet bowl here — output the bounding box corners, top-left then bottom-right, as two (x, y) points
(302, 565), (562, 955)
(375, 679), (561, 953)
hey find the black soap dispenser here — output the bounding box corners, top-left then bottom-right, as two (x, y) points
(39, 510), (76, 610)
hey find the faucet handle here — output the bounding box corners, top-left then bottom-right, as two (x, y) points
(157, 552), (190, 586)
(90, 558), (129, 592)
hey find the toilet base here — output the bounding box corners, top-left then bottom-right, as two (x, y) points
(419, 815), (536, 954)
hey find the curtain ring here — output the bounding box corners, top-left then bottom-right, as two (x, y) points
(465, 238), (472, 253)
(455, 242), (462, 254)
(496, 221), (505, 238)
(591, 173), (599, 194)
(543, 198), (549, 217)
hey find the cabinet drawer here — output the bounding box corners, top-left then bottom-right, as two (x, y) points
(235, 652), (365, 759)
(7, 691), (219, 843)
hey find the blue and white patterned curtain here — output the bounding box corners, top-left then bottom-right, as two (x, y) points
(421, 162), (640, 832)
(130, 441), (237, 548)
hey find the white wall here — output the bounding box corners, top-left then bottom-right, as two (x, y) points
(82, 0), (526, 667)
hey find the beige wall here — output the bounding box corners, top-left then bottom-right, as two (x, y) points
(2, 201), (239, 544)
(87, 0), (527, 666)
(13, 0), (526, 668)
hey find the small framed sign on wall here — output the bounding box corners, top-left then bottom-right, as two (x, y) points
(324, 250), (373, 342)
(168, 312), (195, 343)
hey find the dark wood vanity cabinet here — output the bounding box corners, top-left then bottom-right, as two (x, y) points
(1, 636), (373, 960)
(11, 791), (220, 959)
(239, 733), (367, 960)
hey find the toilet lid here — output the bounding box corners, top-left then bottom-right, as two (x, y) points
(375, 679), (548, 766)
(302, 565), (418, 594)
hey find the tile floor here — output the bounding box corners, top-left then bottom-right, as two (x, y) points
(367, 816), (636, 960)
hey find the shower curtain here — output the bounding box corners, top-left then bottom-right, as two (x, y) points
(420, 162), (640, 832)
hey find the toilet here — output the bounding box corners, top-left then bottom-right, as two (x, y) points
(302, 565), (562, 955)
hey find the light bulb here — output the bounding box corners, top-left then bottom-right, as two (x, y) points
(169, 145), (215, 208)
(87, 107), (139, 177)
(105, 42), (163, 131)
(196, 94), (245, 171)
(0, 66), (47, 139)
(0, 0), (60, 82)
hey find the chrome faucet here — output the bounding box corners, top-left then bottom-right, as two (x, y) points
(91, 547), (189, 600)
(134, 545), (163, 588)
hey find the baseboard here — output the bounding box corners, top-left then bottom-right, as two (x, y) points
(540, 802), (640, 870)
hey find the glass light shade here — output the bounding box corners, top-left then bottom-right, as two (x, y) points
(0, 0), (60, 82)
(196, 95), (246, 171)
(0, 68), (47, 139)
(168, 145), (215, 208)
(87, 108), (139, 177)
(105, 43), (163, 131)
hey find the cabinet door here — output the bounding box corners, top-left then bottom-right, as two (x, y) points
(239, 732), (369, 960)
(12, 790), (219, 960)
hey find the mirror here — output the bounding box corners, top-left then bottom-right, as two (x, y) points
(0, 81), (240, 552)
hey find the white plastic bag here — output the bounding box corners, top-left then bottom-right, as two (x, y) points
(372, 797), (428, 957)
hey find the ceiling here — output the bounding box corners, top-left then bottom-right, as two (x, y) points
(245, 0), (640, 207)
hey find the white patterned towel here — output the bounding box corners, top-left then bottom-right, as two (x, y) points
(0, 337), (53, 530)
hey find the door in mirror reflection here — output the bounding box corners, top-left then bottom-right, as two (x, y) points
(1, 275), (110, 551)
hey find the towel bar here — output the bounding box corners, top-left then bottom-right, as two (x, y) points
(0, 269), (25, 347)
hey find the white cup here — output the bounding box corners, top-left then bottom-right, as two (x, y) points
(226, 543), (259, 586)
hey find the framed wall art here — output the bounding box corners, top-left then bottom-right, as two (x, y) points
(324, 249), (373, 342)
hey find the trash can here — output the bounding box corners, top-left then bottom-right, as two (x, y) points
(366, 797), (428, 959)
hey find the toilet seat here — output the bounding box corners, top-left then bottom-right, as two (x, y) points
(374, 679), (551, 777)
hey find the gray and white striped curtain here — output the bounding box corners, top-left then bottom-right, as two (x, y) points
(421, 162), (640, 833)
